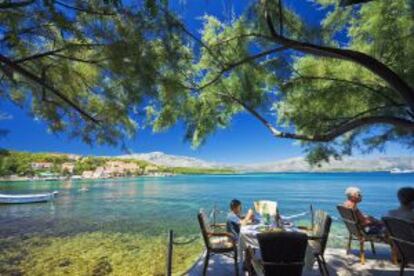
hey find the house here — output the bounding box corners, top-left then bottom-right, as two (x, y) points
(144, 165), (159, 174)
(93, 166), (110, 179)
(103, 161), (141, 177)
(31, 162), (53, 170)
(82, 170), (94, 179)
(61, 162), (75, 174)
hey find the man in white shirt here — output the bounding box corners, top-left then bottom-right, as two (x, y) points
(387, 187), (414, 222)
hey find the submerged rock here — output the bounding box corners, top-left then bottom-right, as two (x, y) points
(58, 259), (71, 267)
(92, 256), (112, 276)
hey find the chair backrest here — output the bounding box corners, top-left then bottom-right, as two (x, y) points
(382, 216), (414, 263)
(336, 205), (364, 238)
(311, 210), (332, 255)
(254, 200), (278, 216)
(257, 231), (308, 276)
(198, 210), (212, 249)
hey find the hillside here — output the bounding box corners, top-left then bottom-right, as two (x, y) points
(0, 150), (233, 179)
(117, 152), (222, 168)
(238, 156), (414, 172)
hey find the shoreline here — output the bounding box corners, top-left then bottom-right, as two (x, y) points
(0, 170), (400, 183)
(0, 173), (176, 183)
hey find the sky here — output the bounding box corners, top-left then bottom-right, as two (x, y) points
(0, 0), (412, 164)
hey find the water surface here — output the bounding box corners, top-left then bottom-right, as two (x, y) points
(0, 173), (412, 275)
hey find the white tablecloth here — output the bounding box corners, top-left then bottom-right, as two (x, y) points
(238, 224), (315, 271)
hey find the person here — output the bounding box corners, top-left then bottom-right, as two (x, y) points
(226, 199), (255, 238)
(387, 187), (414, 222)
(343, 186), (385, 235)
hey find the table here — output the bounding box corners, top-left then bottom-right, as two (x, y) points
(238, 223), (315, 271)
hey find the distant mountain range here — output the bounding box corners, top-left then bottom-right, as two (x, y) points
(237, 156), (414, 172)
(117, 152), (414, 172)
(117, 151), (222, 168)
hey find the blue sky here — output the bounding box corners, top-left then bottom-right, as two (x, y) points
(0, 0), (411, 164)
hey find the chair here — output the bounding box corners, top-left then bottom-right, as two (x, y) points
(197, 211), (238, 276)
(382, 217), (414, 276)
(336, 205), (390, 264)
(254, 200), (278, 216)
(250, 231), (308, 276)
(307, 210), (332, 276)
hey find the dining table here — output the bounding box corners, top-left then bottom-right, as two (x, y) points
(238, 219), (316, 271)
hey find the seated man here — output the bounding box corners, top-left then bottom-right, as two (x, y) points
(343, 186), (385, 235)
(226, 199), (254, 238)
(387, 187), (414, 222)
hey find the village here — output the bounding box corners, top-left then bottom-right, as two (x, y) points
(0, 154), (171, 182)
(31, 159), (167, 180)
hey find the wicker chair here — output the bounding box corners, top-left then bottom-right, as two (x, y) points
(306, 210), (332, 276)
(337, 205), (390, 264)
(197, 211), (238, 276)
(250, 231), (308, 276)
(383, 216), (414, 276)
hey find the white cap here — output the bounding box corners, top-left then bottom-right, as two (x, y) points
(345, 186), (361, 197)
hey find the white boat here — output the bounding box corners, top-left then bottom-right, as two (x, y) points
(0, 191), (58, 204)
(390, 168), (414, 174)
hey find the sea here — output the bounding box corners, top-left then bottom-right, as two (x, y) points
(0, 172), (412, 275)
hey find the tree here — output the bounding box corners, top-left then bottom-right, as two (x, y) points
(147, 0), (414, 164)
(2, 1), (413, 164)
(0, 0), (189, 147)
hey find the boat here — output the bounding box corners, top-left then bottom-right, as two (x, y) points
(0, 191), (58, 204)
(390, 168), (414, 174)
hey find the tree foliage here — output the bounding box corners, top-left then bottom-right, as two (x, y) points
(148, 0), (414, 164)
(0, 0), (189, 147)
(0, 149), (70, 176)
(1, 0), (413, 164)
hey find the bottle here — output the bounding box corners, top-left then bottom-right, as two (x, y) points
(262, 203), (270, 225)
(275, 208), (282, 228)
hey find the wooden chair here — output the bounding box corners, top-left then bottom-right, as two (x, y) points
(306, 210), (332, 276)
(337, 205), (390, 264)
(383, 217), (414, 276)
(197, 211), (238, 276)
(250, 231), (308, 276)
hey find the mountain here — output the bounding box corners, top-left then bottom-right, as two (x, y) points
(117, 151), (221, 168)
(237, 156), (414, 172)
(117, 152), (414, 172)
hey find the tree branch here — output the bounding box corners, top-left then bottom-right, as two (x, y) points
(0, 0), (34, 9)
(217, 92), (414, 142)
(51, 53), (106, 66)
(0, 54), (99, 124)
(208, 33), (273, 47)
(263, 3), (414, 111)
(13, 48), (67, 64)
(54, 0), (116, 16)
(284, 75), (401, 106)
(12, 44), (105, 64)
(198, 46), (288, 90)
(278, 0), (283, 36)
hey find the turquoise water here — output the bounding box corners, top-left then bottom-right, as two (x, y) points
(0, 172), (413, 275)
(0, 172), (413, 238)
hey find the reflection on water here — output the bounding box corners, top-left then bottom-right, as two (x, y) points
(0, 173), (413, 275)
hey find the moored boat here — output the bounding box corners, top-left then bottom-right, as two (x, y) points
(0, 191), (58, 204)
(390, 168), (414, 174)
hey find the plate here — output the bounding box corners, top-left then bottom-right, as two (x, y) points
(257, 226), (284, 233)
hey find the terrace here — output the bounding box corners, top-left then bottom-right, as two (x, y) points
(188, 246), (414, 275)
